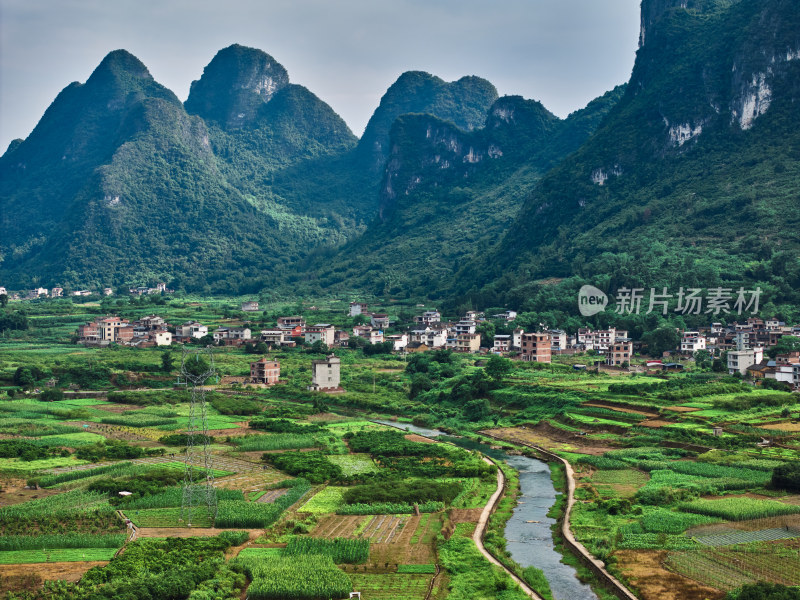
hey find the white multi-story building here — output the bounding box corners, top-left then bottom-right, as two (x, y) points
(386, 334), (408, 351)
(305, 324), (335, 346)
(409, 325), (448, 348)
(260, 329), (292, 345)
(309, 354), (341, 391)
(349, 302), (368, 317)
(453, 319), (476, 336)
(493, 335), (511, 353)
(213, 327), (252, 342)
(549, 329), (567, 353)
(175, 321), (208, 340)
(414, 311), (441, 325)
(681, 332), (707, 354)
(728, 347), (764, 376)
(512, 329), (523, 350)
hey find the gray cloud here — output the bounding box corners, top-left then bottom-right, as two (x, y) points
(0, 0), (640, 151)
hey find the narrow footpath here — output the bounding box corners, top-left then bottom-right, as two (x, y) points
(473, 457), (545, 600)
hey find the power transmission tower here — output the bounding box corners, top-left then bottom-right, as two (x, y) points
(180, 347), (217, 526)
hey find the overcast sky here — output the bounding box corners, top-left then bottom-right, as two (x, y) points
(0, 0), (640, 152)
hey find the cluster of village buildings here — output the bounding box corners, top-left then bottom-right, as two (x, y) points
(0, 283), (173, 300)
(64, 302), (800, 393)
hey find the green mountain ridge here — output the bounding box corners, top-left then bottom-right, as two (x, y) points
(2, 0), (798, 314)
(0, 46), (503, 291)
(461, 0), (800, 321)
(303, 87), (625, 297)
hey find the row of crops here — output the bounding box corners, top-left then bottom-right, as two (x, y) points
(0, 533), (126, 551)
(336, 501), (444, 515)
(232, 434), (321, 452)
(214, 479), (311, 528)
(285, 537), (369, 564)
(237, 555), (353, 600)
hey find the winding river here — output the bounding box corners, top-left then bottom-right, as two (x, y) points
(374, 420), (597, 600)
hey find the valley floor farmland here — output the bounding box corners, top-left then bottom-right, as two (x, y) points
(1, 296), (800, 599)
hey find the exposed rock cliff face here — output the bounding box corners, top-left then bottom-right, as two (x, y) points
(494, 0), (800, 301)
(184, 44), (290, 129)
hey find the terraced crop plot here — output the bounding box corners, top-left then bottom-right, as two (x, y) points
(255, 489), (288, 503)
(666, 545), (800, 591)
(357, 515), (409, 543)
(349, 573), (432, 600)
(124, 507), (214, 528)
(328, 453), (379, 475)
(312, 515), (408, 542)
(300, 487), (346, 514)
(695, 527), (800, 546)
(0, 548), (118, 564)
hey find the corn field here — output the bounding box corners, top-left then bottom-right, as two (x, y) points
(239, 554), (352, 600)
(215, 479), (310, 528)
(286, 536), (369, 564)
(232, 434), (320, 452)
(679, 498), (800, 521)
(38, 461), (136, 488)
(0, 533), (126, 551)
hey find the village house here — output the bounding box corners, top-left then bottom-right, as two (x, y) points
(50, 287), (63, 298)
(766, 362), (794, 386)
(103, 288), (113, 296)
(453, 333), (481, 353)
(728, 346), (764, 376)
(353, 325), (384, 344)
(414, 310), (441, 325)
(349, 302), (368, 317)
(308, 354), (342, 391)
(493, 335), (511, 353)
(27, 288), (48, 299)
(77, 316), (134, 346)
(453, 319), (477, 336)
(520, 332), (552, 363)
(241, 301), (259, 312)
(577, 328), (628, 352)
(250, 357), (280, 385)
(0, 287), (6, 296)
(213, 327), (252, 345)
(135, 314), (167, 332)
(370, 313), (390, 329)
(607, 340), (634, 367)
(464, 310), (484, 321)
(492, 310), (517, 321)
(681, 331), (707, 354)
(549, 329), (568, 353)
(386, 333), (408, 351)
(305, 324), (335, 346)
(72, 290), (92, 296)
(409, 324), (448, 348)
(335, 330), (350, 347)
(512, 328), (523, 350)
(174, 321), (208, 343)
(277, 316), (305, 330)
(260, 329), (294, 346)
